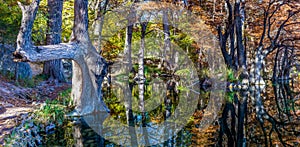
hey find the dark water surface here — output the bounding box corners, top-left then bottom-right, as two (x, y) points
(41, 81), (300, 146)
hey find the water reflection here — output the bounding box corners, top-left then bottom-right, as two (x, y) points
(246, 83), (300, 146)
(217, 83), (300, 147)
(41, 82), (299, 146)
(97, 74), (198, 146)
(217, 89), (248, 146)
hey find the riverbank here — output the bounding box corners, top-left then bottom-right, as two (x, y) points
(0, 75), (70, 144)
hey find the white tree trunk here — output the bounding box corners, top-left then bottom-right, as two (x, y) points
(14, 0), (109, 115)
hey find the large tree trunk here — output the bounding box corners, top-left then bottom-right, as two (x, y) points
(14, 0), (109, 115)
(43, 0), (65, 82)
(70, 0), (109, 115)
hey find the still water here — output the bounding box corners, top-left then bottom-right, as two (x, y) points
(42, 81), (300, 146)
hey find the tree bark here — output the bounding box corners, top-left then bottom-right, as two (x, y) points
(123, 5), (135, 74)
(163, 10), (171, 62)
(43, 0), (65, 82)
(14, 0), (109, 115)
(250, 46), (265, 85)
(138, 22), (147, 113)
(93, 0), (109, 53)
(234, 0), (246, 70)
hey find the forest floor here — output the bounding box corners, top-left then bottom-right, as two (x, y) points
(0, 75), (70, 144)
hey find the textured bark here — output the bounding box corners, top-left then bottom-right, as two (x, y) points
(249, 46), (265, 85)
(163, 10), (171, 62)
(219, 0), (247, 73)
(43, 0), (65, 82)
(234, 1), (246, 70)
(14, 0), (109, 115)
(14, 43), (79, 62)
(139, 22), (149, 146)
(218, 0), (235, 69)
(138, 22), (147, 113)
(70, 0), (109, 115)
(93, 0), (109, 53)
(0, 44), (32, 79)
(123, 24), (133, 74)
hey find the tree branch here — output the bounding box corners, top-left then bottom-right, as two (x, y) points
(13, 43), (79, 62)
(16, 0), (40, 50)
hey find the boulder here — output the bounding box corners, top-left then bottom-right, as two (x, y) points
(0, 44), (32, 79)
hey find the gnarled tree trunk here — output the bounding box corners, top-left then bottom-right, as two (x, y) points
(14, 0), (109, 115)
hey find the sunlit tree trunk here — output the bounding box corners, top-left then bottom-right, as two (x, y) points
(161, 10), (171, 69)
(124, 26), (133, 73)
(138, 22), (147, 113)
(163, 10), (171, 58)
(43, 0), (65, 82)
(139, 21), (149, 146)
(70, 0), (109, 115)
(93, 0), (109, 53)
(123, 9), (136, 145)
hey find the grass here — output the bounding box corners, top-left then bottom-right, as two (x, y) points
(17, 74), (48, 88)
(34, 88), (73, 125)
(0, 70), (49, 88)
(4, 88), (73, 146)
(0, 67), (52, 87)
(226, 68), (239, 82)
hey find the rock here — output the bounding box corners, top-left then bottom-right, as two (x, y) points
(0, 105), (6, 114)
(45, 123), (56, 133)
(0, 44), (32, 79)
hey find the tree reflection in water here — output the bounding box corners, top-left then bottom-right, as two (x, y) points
(217, 82), (300, 146)
(42, 81), (299, 146)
